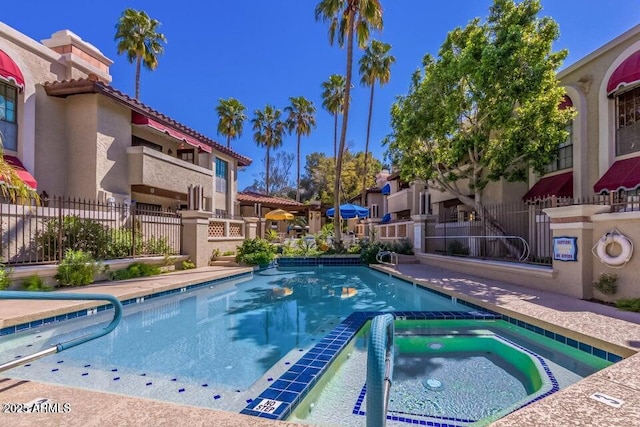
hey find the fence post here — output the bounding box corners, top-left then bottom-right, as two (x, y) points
(131, 202), (137, 258)
(57, 196), (63, 261)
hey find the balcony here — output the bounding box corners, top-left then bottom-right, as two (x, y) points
(127, 146), (213, 197)
(387, 188), (414, 214)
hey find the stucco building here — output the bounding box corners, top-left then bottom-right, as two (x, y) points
(0, 22), (251, 214)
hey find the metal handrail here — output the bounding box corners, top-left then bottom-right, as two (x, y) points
(425, 235), (531, 262)
(376, 250), (398, 266)
(0, 291), (123, 373)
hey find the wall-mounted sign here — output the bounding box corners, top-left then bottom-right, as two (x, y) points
(553, 236), (578, 262)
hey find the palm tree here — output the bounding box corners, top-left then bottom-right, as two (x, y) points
(315, 0), (383, 245)
(216, 98), (248, 148)
(285, 97), (317, 202)
(359, 40), (395, 206)
(252, 105), (285, 196)
(321, 74), (347, 162)
(114, 8), (167, 100)
(0, 142), (38, 203)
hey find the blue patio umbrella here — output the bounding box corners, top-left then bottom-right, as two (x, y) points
(326, 203), (369, 219)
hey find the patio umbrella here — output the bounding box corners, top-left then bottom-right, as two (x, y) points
(264, 209), (294, 221)
(326, 203), (369, 219)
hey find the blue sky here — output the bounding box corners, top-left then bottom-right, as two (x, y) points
(3, 1), (639, 190)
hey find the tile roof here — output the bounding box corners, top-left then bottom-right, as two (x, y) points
(43, 76), (252, 166)
(237, 191), (305, 207)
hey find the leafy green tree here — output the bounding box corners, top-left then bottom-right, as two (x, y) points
(252, 105), (286, 196)
(359, 40), (395, 206)
(300, 150), (382, 205)
(315, 0), (383, 245)
(386, 0), (573, 218)
(321, 74), (348, 161)
(285, 96), (317, 202)
(216, 98), (247, 148)
(114, 8), (167, 100)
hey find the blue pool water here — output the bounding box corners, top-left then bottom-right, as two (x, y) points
(0, 267), (467, 411)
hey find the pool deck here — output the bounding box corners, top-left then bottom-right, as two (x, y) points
(1, 263), (640, 426)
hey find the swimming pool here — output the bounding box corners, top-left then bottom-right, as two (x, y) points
(0, 266), (467, 412)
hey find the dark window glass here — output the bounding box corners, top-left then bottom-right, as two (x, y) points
(0, 82), (18, 151)
(616, 86), (640, 155)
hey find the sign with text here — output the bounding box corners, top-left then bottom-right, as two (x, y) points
(553, 236), (578, 262)
(253, 399), (283, 414)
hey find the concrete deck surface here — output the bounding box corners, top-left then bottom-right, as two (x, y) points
(1, 263), (640, 426)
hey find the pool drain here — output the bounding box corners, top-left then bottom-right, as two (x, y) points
(422, 378), (443, 391)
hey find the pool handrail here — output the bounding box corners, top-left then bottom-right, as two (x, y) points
(376, 250), (398, 266)
(0, 291), (123, 373)
(366, 313), (395, 427)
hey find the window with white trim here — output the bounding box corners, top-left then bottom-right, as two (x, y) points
(0, 82), (17, 151)
(215, 157), (228, 194)
(371, 204), (379, 218)
(545, 123), (573, 173)
(616, 86), (640, 156)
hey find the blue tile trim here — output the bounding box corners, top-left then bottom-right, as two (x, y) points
(240, 310), (500, 421)
(277, 256), (362, 267)
(0, 271), (253, 336)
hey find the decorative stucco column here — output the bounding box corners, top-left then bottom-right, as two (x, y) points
(244, 217), (259, 239)
(181, 210), (211, 268)
(543, 205), (610, 299)
(411, 214), (429, 253)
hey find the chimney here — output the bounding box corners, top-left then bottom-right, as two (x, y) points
(42, 30), (113, 83)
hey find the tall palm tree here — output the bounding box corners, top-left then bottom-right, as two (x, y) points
(216, 98), (248, 148)
(359, 40), (395, 206)
(315, 0), (383, 245)
(321, 74), (347, 162)
(114, 8), (167, 100)
(252, 105), (285, 196)
(285, 96), (317, 202)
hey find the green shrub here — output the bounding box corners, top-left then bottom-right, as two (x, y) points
(22, 275), (53, 292)
(106, 229), (142, 258)
(593, 272), (618, 295)
(182, 259), (196, 270)
(222, 250), (235, 256)
(235, 238), (276, 266)
(211, 248), (221, 260)
(360, 241), (387, 265)
(112, 263), (161, 281)
(37, 216), (110, 260)
(347, 244), (362, 254)
(388, 238), (414, 255)
(616, 298), (640, 312)
(55, 249), (99, 286)
(144, 236), (173, 255)
(265, 229), (280, 242)
(0, 263), (11, 290)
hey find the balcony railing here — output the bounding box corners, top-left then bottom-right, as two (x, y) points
(386, 188), (413, 214)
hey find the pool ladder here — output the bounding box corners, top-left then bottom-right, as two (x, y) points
(0, 291), (123, 373)
(376, 250), (398, 267)
(367, 314), (395, 427)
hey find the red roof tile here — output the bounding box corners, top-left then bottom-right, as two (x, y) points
(43, 77), (252, 166)
(237, 191), (305, 207)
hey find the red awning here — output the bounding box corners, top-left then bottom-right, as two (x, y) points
(523, 171), (573, 201)
(3, 155), (37, 189)
(0, 50), (25, 90)
(594, 157), (640, 193)
(607, 50), (640, 95)
(559, 95), (573, 110)
(131, 112), (212, 153)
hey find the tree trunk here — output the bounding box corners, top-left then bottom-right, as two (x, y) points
(135, 56), (142, 100)
(296, 134), (301, 202)
(361, 84), (375, 206)
(227, 125), (231, 148)
(266, 146), (271, 196)
(333, 113), (338, 166)
(334, 12), (356, 247)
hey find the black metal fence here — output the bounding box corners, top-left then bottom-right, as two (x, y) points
(424, 193), (632, 266)
(0, 196), (181, 265)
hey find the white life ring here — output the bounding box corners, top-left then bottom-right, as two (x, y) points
(595, 232), (633, 266)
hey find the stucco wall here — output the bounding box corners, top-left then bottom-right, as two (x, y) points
(66, 94), (98, 198)
(34, 87), (68, 195)
(96, 96), (131, 197)
(592, 213), (640, 300)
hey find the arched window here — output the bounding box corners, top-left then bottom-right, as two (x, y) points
(0, 81), (18, 151)
(615, 86), (640, 156)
